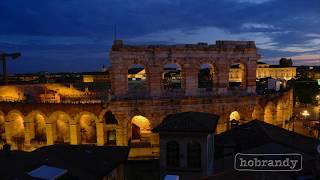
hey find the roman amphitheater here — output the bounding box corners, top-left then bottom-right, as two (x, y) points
(0, 40), (293, 159)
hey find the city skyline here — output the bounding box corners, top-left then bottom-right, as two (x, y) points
(1, 0), (320, 73)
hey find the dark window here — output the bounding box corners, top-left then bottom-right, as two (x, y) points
(107, 130), (116, 145)
(187, 141), (201, 168)
(104, 111), (118, 125)
(166, 141), (179, 167)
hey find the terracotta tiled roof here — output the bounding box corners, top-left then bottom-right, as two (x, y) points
(152, 111), (219, 133)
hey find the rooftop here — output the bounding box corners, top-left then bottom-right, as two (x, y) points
(0, 144), (129, 180)
(152, 111), (219, 134)
(215, 120), (318, 157)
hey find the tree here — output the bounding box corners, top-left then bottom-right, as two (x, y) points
(279, 58), (293, 67)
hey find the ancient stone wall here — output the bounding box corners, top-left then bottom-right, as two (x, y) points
(0, 89), (293, 154)
(110, 40), (260, 97)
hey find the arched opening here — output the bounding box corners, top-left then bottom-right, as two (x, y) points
(163, 63), (182, 90)
(104, 111), (118, 145)
(198, 63), (214, 90)
(229, 111), (240, 121)
(229, 63), (246, 89)
(252, 105), (264, 120)
(104, 111), (118, 124)
(187, 141), (201, 168)
(6, 111), (24, 148)
(79, 113), (97, 144)
(0, 112), (5, 144)
(166, 141), (180, 167)
(54, 113), (71, 143)
(31, 113), (47, 144)
(264, 102), (275, 124)
(128, 64), (147, 92)
(131, 115), (151, 143)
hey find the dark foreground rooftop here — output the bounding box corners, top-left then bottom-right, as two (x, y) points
(152, 111), (219, 134)
(215, 120), (318, 157)
(213, 120), (319, 179)
(0, 144), (129, 180)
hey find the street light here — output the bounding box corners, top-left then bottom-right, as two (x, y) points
(302, 110), (310, 120)
(302, 110), (310, 117)
(316, 95), (320, 105)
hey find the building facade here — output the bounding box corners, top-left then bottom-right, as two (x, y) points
(229, 62), (296, 82)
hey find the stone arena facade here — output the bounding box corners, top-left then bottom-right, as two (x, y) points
(111, 40), (259, 96)
(0, 40), (294, 159)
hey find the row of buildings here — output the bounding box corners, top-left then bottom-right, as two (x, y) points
(2, 61), (296, 85)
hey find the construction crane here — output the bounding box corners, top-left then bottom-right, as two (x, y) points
(0, 52), (21, 85)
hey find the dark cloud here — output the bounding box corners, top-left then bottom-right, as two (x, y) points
(0, 0), (319, 72)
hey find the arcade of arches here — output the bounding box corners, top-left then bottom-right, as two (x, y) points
(0, 41), (294, 159)
(0, 89), (293, 155)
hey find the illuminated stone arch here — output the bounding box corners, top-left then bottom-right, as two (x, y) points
(264, 102), (276, 124)
(252, 104), (264, 120)
(25, 111), (47, 144)
(48, 111), (72, 143)
(5, 110), (25, 145)
(103, 111), (119, 145)
(229, 111), (241, 121)
(98, 109), (124, 145)
(130, 115), (151, 143)
(74, 111), (98, 144)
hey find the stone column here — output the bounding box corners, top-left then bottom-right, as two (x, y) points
(276, 107), (285, 125)
(216, 63), (229, 94)
(184, 64), (198, 96)
(24, 121), (34, 146)
(96, 122), (105, 146)
(69, 123), (80, 145)
(4, 121), (12, 144)
(252, 105), (264, 120)
(116, 126), (123, 146)
(246, 59), (257, 93)
(46, 123), (56, 145)
(111, 61), (128, 97)
(148, 64), (162, 97)
(151, 133), (160, 146)
(264, 105), (277, 124)
(114, 112), (131, 146)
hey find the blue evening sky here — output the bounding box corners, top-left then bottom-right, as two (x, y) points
(1, 0), (320, 73)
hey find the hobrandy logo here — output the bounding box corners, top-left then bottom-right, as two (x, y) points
(234, 153), (302, 171)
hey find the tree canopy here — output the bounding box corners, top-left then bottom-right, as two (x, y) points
(279, 58), (293, 67)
